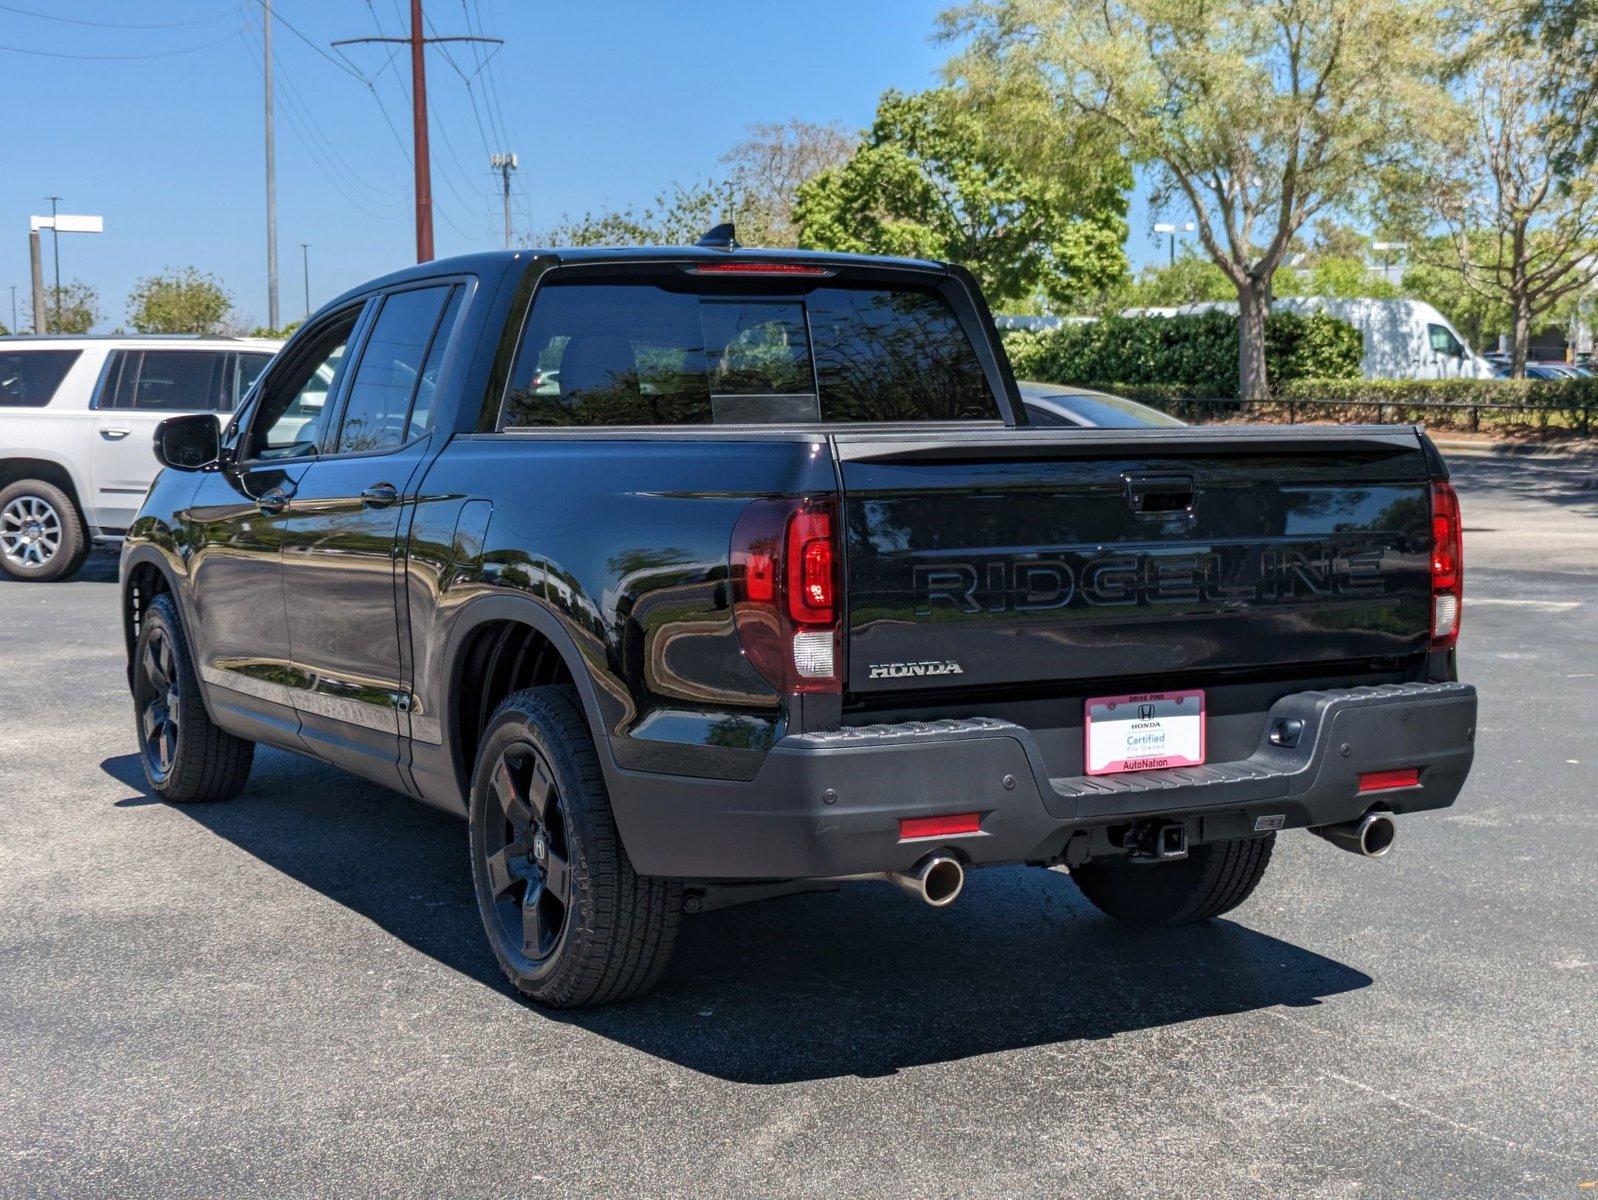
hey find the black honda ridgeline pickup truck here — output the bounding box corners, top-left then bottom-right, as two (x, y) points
(123, 234), (1476, 1008)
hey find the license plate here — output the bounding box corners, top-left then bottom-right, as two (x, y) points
(1084, 689), (1206, 776)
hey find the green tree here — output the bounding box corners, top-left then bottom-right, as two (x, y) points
(127, 268), (233, 334)
(1393, 30), (1598, 375)
(41, 281), (100, 334)
(945, 0), (1448, 397)
(794, 89), (1129, 307)
(1276, 256), (1400, 300)
(1525, 0), (1597, 168)
(1121, 253), (1236, 307)
(248, 320), (302, 339)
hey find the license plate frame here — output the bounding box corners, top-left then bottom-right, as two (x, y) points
(1084, 689), (1206, 776)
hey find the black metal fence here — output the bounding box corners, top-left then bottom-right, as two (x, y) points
(1161, 394), (1595, 435)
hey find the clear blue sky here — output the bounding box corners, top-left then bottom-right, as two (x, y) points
(1, 0), (1161, 332)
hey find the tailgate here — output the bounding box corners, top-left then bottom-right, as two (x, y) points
(836, 425), (1435, 694)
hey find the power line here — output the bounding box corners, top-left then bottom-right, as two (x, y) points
(237, 18), (398, 221)
(246, 0), (364, 81)
(0, 2), (233, 28)
(333, 2), (502, 261)
(461, 0), (511, 152)
(0, 33), (235, 59)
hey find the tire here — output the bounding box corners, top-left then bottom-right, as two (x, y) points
(1070, 833), (1276, 926)
(0, 479), (88, 582)
(132, 593), (254, 803)
(468, 685), (681, 1008)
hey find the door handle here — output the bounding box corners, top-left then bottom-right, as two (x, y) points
(257, 487), (291, 515)
(99, 428), (132, 440)
(360, 483), (399, 509)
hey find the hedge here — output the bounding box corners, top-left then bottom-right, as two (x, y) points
(1002, 309), (1362, 397)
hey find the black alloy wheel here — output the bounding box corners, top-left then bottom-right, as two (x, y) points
(477, 742), (573, 967)
(135, 623), (182, 785)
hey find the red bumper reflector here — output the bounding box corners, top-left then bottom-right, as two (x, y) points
(1359, 768), (1420, 792)
(899, 812), (981, 840)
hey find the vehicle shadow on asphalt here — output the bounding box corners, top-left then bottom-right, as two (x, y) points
(102, 749), (1372, 1086)
(1448, 454), (1598, 519)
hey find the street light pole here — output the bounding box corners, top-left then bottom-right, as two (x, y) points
(301, 243), (310, 318)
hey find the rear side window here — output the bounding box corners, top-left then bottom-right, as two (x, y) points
(332, 285), (452, 454)
(501, 275), (998, 427)
(237, 352), (275, 402)
(0, 349), (81, 407)
(103, 350), (231, 411)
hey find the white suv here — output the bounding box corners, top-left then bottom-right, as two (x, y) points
(0, 335), (283, 581)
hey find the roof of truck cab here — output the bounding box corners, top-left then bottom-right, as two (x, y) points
(326, 246), (951, 309)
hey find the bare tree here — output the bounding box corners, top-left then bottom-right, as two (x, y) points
(720, 119), (855, 246)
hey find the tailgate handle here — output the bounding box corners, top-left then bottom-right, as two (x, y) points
(1124, 473), (1194, 515)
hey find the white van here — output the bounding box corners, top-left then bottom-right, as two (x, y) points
(1165, 297), (1494, 380)
(0, 335), (283, 581)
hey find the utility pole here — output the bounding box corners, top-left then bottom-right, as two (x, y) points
(301, 243), (311, 317)
(47, 195), (61, 324)
(408, 0), (433, 262)
(334, 9), (501, 264)
(491, 153), (517, 249)
(264, 0), (279, 329)
(9, 285), (16, 333)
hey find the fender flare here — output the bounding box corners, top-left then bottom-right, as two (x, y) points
(438, 591), (624, 788)
(118, 541), (227, 725)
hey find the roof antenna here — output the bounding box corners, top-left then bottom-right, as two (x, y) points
(696, 222), (739, 251)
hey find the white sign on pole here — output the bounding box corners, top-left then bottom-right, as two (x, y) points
(28, 214), (104, 234)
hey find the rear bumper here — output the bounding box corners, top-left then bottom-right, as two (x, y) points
(608, 682), (1477, 880)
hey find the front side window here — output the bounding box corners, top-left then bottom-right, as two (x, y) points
(1428, 324), (1464, 357)
(0, 349), (80, 407)
(333, 285), (452, 454)
(248, 313), (360, 460)
(501, 274), (997, 428)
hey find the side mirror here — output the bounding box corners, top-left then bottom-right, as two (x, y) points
(153, 413), (222, 471)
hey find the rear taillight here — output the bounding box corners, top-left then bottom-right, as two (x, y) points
(1430, 480), (1463, 649)
(731, 498), (842, 693)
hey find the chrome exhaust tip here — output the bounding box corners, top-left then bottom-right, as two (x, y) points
(890, 854), (965, 907)
(1313, 810), (1397, 858)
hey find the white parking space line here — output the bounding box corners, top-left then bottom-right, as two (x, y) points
(1468, 599), (1583, 611)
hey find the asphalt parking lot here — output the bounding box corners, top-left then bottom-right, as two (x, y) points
(2, 451), (1595, 1199)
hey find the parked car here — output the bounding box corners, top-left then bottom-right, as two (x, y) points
(1018, 382), (1186, 428)
(0, 335), (282, 580)
(1492, 361), (1581, 380)
(120, 241), (1476, 1008)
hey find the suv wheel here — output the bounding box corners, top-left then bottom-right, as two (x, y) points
(1070, 833), (1276, 926)
(0, 480), (88, 582)
(468, 686), (681, 1008)
(132, 593), (254, 802)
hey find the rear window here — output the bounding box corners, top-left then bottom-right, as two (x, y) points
(0, 349), (81, 408)
(501, 275), (998, 427)
(103, 349), (231, 411)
